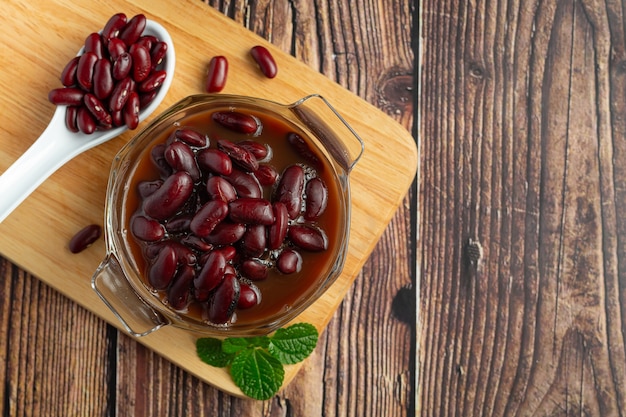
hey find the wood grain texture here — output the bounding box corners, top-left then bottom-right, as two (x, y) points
(0, 0), (416, 415)
(419, 0), (626, 415)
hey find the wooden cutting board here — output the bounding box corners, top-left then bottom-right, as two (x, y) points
(0, 0), (417, 397)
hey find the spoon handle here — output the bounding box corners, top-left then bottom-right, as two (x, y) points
(0, 107), (82, 223)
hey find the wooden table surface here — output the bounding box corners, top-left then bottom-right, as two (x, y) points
(0, 1), (416, 416)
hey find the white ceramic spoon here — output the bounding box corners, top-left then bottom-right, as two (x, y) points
(0, 20), (176, 224)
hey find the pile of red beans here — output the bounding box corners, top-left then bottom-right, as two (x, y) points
(48, 13), (169, 134)
(130, 111), (330, 325)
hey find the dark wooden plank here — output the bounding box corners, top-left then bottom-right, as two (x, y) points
(419, 0), (626, 415)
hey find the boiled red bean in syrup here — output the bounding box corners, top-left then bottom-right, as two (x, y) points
(48, 13), (169, 134)
(128, 110), (335, 325)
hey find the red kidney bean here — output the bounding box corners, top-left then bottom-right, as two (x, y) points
(167, 264), (195, 310)
(196, 148), (232, 176)
(123, 91), (140, 130)
(150, 41), (168, 70)
(240, 224), (267, 258)
(217, 139), (259, 172)
(228, 198), (275, 225)
(112, 52), (132, 80)
(150, 144), (173, 177)
(237, 283), (260, 309)
(288, 225), (328, 251)
(65, 106), (79, 132)
(287, 132), (322, 169)
(137, 179), (163, 198)
(224, 169), (262, 198)
(76, 51), (98, 91)
(84, 93), (112, 126)
(108, 76), (134, 112)
(250, 45), (278, 78)
(238, 140), (269, 160)
(84, 33), (104, 59)
(206, 55), (228, 93)
(268, 202), (288, 250)
(204, 222), (246, 245)
(174, 128), (208, 148)
(139, 70), (167, 93)
(119, 13), (146, 47)
(167, 241), (198, 265)
(241, 259), (268, 281)
(212, 111), (261, 135)
(194, 250), (226, 295)
(93, 58), (114, 99)
(180, 235), (213, 252)
(276, 164), (305, 218)
(76, 106), (97, 134)
(253, 164), (278, 186)
(139, 90), (158, 108)
(214, 245), (238, 262)
(69, 224), (101, 253)
(60, 56), (79, 87)
(48, 87), (84, 106)
(101, 12), (127, 42)
(206, 176), (237, 202)
(111, 110), (123, 127)
(131, 215), (164, 242)
(148, 244), (178, 290)
(135, 36), (154, 52)
(165, 213), (191, 233)
(276, 248), (302, 274)
(107, 37), (127, 60)
(143, 171), (194, 220)
(207, 274), (240, 324)
(164, 141), (201, 181)
(190, 200), (229, 238)
(130, 43), (151, 82)
(304, 177), (328, 220)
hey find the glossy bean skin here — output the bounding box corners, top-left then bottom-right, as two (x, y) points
(224, 169), (262, 198)
(194, 250), (227, 296)
(254, 164), (278, 186)
(101, 13), (127, 42)
(76, 51), (98, 91)
(76, 106), (97, 134)
(217, 139), (259, 172)
(190, 200), (229, 238)
(240, 259), (269, 281)
(139, 70), (167, 93)
(108, 76), (134, 112)
(288, 225), (328, 251)
(48, 87), (84, 106)
(150, 42), (168, 70)
(69, 224), (101, 253)
(130, 43), (151, 82)
(206, 176), (237, 202)
(142, 171), (194, 220)
(206, 55), (228, 93)
(107, 38), (127, 60)
(196, 149), (232, 176)
(276, 248), (302, 274)
(112, 52), (132, 80)
(250, 45), (278, 78)
(268, 202), (289, 250)
(164, 141), (201, 181)
(84, 93), (112, 126)
(276, 164), (305, 219)
(131, 215), (164, 242)
(238, 140), (269, 160)
(84, 32), (104, 58)
(93, 58), (114, 99)
(237, 283), (260, 309)
(286, 132), (322, 169)
(240, 224), (266, 258)
(148, 244), (178, 290)
(65, 106), (79, 132)
(174, 128), (208, 148)
(167, 264), (195, 310)
(180, 235), (213, 252)
(119, 13), (146, 47)
(228, 198), (275, 225)
(60, 56), (79, 87)
(123, 91), (140, 130)
(204, 222), (246, 245)
(207, 274), (240, 324)
(212, 111), (260, 135)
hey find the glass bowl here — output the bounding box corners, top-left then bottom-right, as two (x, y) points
(91, 93), (363, 337)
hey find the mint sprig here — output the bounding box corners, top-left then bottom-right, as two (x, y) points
(196, 323), (319, 400)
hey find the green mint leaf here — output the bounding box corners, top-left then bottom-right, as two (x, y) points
(268, 323), (319, 364)
(223, 336), (270, 354)
(196, 338), (236, 368)
(231, 348), (285, 401)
